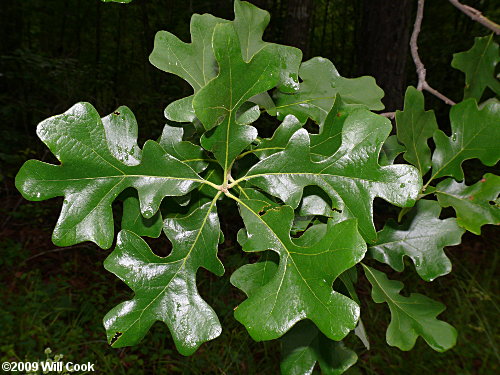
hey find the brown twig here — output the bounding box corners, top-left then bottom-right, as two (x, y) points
(410, 0), (456, 106)
(449, 0), (500, 35)
(380, 112), (396, 119)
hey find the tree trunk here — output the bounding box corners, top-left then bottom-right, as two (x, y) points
(357, 0), (413, 111)
(282, 0), (314, 58)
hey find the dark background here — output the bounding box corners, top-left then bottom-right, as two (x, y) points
(0, 0), (498, 374)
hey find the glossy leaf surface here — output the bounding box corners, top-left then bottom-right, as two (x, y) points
(435, 174), (500, 234)
(396, 87), (438, 175)
(231, 253), (356, 375)
(15, 103), (205, 249)
(240, 110), (421, 241)
(431, 99), (500, 181)
(274, 57), (384, 124)
(451, 35), (500, 100)
(150, 14), (228, 122)
(104, 198), (224, 354)
(369, 200), (464, 281)
(194, 23), (282, 173)
(233, 196), (366, 341)
(233, 0), (301, 93)
(121, 192), (163, 238)
(363, 265), (457, 352)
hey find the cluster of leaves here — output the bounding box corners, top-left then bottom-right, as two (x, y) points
(15, 1), (499, 374)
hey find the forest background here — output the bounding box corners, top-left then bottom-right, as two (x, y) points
(0, 0), (498, 374)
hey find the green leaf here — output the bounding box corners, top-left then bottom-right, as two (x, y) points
(249, 115), (303, 160)
(103, 197), (224, 355)
(369, 200), (464, 281)
(194, 23), (282, 174)
(15, 103), (207, 249)
(149, 14), (229, 122)
(281, 321), (357, 375)
(435, 174), (500, 234)
(362, 265), (457, 352)
(451, 34), (500, 100)
(121, 191), (163, 238)
(230, 252), (279, 297)
(233, 0), (302, 93)
(274, 57), (384, 125)
(231, 254), (357, 375)
(379, 135), (405, 167)
(232, 196), (366, 341)
(431, 98), (500, 181)
(101, 106), (142, 166)
(158, 123), (209, 173)
(299, 193), (336, 217)
(308, 96), (353, 159)
(396, 87), (438, 175)
(238, 109), (421, 242)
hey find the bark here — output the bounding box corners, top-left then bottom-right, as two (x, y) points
(282, 0), (314, 58)
(357, 0), (413, 111)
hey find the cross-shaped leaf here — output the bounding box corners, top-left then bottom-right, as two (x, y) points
(363, 265), (457, 352)
(435, 174), (500, 234)
(15, 103), (206, 249)
(237, 109), (421, 242)
(369, 200), (464, 281)
(232, 196), (366, 341)
(194, 22), (282, 174)
(451, 35), (500, 101)
(431, 99), (500, 181)
(103, 197), (224, 355)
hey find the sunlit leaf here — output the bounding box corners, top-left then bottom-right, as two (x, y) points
(104, 197), (224, 354)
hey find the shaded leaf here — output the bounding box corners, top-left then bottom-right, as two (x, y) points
(451, 35), (500, 100)
(281, 321), (357, 375)
(239, 109), (421, 242)
(121, 191), (163, 238)
(233, 197), (366, 341)
(396, 87), (438, 175)
(274, 57), (384, 125)
(230, 252), (279, 297)
(379, 135), (405, 167)
(362, 265), (457, 352)
(158, 123), (209, 173)
(103, 198), (224, 355)
(369, 200), (464, 281)
(435, 174), (500, 234)
(252, 115), (303, 160)
(15, 103), (205, 249)
(309, 96), (353, 159)
(431, 99), (500, 181)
